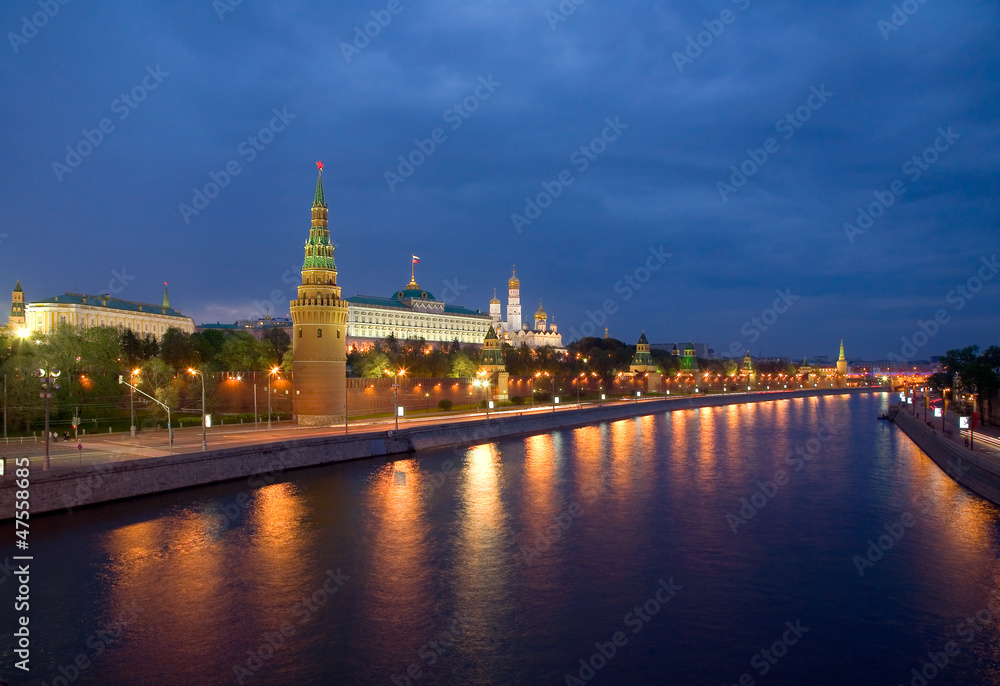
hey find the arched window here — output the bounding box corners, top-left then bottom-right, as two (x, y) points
(298, 328), (303, 338)
(317, 328), (323, 338)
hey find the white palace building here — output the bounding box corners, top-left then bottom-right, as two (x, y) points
(13, 283), (196, 337)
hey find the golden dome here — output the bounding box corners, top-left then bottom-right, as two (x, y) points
(508, 266), (519, 288)
(534, 300), (546, 319)
(490, 288), (501, 305)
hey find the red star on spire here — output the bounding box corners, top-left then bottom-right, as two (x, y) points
(316, 160), (324, 171)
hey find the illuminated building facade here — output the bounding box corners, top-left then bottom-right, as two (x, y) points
(23, 284), (194, 337)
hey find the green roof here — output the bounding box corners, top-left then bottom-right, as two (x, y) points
(346, 293), (488, 317)
(13, 280), (22, 293)
(637, 331), (648, 345)
(30, 293), (189, 319)
(313, 168), (326, 208)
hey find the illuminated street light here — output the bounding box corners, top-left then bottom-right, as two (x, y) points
(188, 368), (207, 451)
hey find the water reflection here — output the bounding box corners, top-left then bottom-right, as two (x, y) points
(19, 393), (1000, 685)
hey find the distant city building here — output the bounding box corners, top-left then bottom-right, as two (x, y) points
(236, 316), (293, 329)
(22, 283), (195, 337)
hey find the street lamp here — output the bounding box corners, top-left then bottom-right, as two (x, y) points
(385, 367), (405, 430)
(188, 368), (207, 451)
(37, 367), (60, 471)
(130, 367), (140, 437)
(269, 366), (280, 430)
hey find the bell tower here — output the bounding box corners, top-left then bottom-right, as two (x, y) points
(9, 280), (25, 330)
(289, 162), (349, 425)
(506, 266), (521, 332)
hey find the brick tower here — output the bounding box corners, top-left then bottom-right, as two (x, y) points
(289, 162), (349, 425)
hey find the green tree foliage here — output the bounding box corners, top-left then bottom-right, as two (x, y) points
(261, 327), (291, 366)
(119, 329), (160, 365)
(566, 337), (631, 387)
(160, 328), (199, 370)
(357, 350), (390, 378)
(0, 351), (45, 432)
(449, 350), (478, 378)
(218, 332), (271, 372)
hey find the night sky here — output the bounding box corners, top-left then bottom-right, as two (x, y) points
(1, 1), (997, 360)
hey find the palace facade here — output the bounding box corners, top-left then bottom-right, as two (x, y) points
(18, 284), (195, 337)
(345, 283), (492, 349)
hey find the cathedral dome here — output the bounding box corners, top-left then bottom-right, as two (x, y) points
(534, 300), (546, 319)
(508, 267), (519, 288)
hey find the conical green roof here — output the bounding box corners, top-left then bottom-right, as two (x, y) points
(13, 279), (22, 293)
(637, 331), (648, 345)
(485, 324), (499, 340)
(313, 168), (327, 208)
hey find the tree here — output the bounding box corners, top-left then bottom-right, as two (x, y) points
(1, 353), (45, 433)
(449, 350), (478, 378)
(191, 329), (228, 369)
(358, 350), (390, 378)
(261, 327), (291, 365)
(161, 328), (198, 370)
(218, 332), (269, 372)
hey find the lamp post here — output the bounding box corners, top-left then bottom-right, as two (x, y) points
(188, 368), (207, 451)
(38, 367), (60, 471)
(269, 366), (280, 431)
(385, 367), (405, 431)
(130, 367), (140, 437)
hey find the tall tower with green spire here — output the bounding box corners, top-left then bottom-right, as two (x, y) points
(289, 162), (349, 425)
(9, 280), (25, 330)
(837, 339), (848, 376)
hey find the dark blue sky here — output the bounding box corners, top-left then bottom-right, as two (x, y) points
(1, 0), (997, 360)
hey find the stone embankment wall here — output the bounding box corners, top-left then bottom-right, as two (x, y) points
(894, 409), (1000, 507)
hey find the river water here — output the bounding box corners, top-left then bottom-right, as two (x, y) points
(7, 392), (1000, 685)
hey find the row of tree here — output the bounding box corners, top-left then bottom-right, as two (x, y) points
(927, 345), (1000, 420)
(0, 325), (292, 433)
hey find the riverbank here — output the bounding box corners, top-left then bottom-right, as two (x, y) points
(0, 386), (880, 520)
(894, 407), (1000, 506)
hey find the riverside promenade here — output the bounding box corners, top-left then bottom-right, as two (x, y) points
(893, 399), (1000, 507)
(0, 386), (880, 520)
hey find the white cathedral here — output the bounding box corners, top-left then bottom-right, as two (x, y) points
(488, 268), (564, 351)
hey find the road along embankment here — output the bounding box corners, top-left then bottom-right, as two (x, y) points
(1, 387), (879, 520)
(894, 408), (1000, 507)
